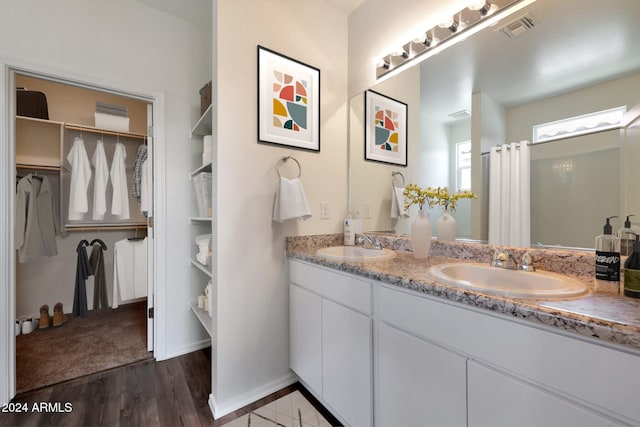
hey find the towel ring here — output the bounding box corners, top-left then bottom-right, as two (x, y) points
(391, 171), (405, 186)
(276, 156), (302, 178)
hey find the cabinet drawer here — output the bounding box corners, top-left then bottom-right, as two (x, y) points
(290, 260), (371, 314)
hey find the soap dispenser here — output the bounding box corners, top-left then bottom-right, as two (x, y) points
(595, 216), (621, 293)
(344, 213), (354, 246)
(624, 234), (640, 299)
(618, 214), (636, 256)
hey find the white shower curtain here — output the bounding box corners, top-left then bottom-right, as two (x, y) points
(488, 141), (531, 247)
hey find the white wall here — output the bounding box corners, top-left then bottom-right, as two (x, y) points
(214, 0), (349, 416)
(0, 0), (212, 370)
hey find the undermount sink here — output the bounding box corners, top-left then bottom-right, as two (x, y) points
(316, 246), (395, 261)
(428, 263), (590, 300)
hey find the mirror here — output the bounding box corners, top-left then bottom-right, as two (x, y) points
(349, 0), (640, 249)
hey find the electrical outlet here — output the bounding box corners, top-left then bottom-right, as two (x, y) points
(364, 203), (372, 219)
(320, 202), (330, 219)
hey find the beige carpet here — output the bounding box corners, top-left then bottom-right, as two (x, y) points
(16, 301), (152, 394)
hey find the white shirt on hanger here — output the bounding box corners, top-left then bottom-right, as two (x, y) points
(92, 140), (109, 220)
(112, 237), (147, 309)
(110, 142), (130, 220)
(67, 136), (92, 220)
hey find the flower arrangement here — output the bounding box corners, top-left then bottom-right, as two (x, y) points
(404, 184), (476, 212)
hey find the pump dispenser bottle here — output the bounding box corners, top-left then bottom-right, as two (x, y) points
(595, 216), (621, 293)
(618, 214), (637, 256)
(624, 234), (640, 298)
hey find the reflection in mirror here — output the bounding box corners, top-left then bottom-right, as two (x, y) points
(349, 0), (640, 249)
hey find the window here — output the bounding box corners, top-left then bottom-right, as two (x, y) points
(533, 106), (627, 143)
(455, 141), (471, 191)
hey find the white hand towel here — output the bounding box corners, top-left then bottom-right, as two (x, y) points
(272, 177), (312, 222)
(390, 186), (409, 219)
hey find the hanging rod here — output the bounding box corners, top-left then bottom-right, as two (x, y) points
(64, 123), (146, 141)
(65, 223), (147, 232)
(16, 163), (60, 171)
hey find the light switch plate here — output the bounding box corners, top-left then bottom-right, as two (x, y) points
(320, 202), (330, 219)
(364, 203), (372, 219)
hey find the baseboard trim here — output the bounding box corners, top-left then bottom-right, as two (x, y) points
(210, 372), (297, 419)
(161, 338), (211, 361)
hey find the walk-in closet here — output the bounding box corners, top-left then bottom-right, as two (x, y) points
(14, 74), (153, 393)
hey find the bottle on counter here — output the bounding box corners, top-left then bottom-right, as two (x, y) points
(344, 213), (354, 246)
(624, 233), (640, 299)
(595, 216), (621, 293)
(618, 214), (637, 257)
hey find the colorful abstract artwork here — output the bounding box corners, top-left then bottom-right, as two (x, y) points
(258, 46), (320, 152)
(365, 90), (408, 166)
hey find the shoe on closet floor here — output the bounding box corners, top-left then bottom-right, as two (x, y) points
(22, 318), (35, 334)
(38, 304), (51, 329)
(53, 302), (66, 327)
(15, 319), (22, 336)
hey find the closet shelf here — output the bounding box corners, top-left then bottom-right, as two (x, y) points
(65, 122), (147, 140)
(190, 216), (212, 223)
(16, 163), (60, 171)
(16, 115), (64, 127)
(190, 259), (213, 278)
(191, 104), (213, 137)
(189, 300), (213, 337)
(190, 162), (212, 178)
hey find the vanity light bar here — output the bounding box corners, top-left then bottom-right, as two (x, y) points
(376, 0), (538, 80)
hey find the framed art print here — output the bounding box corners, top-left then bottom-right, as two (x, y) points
(258, 46), (320, 152)
(364, 90), (407, 166)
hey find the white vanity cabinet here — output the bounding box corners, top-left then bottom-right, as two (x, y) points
(289, 259), (640, 426)
(467, 360), (621, 427)
(289, 260), (373, 427)
(376, 322), (467, 427)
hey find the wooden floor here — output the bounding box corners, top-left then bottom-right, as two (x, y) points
(1, 348), (213, 427)
(0, 348), (342, 427)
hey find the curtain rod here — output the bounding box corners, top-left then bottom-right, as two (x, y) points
(480, 127), (620, 156)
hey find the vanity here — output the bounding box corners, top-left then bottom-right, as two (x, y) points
(287, 235), (640, 427)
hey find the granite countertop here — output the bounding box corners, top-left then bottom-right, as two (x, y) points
(286, 234), (640, 353)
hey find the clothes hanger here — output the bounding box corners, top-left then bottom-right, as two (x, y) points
(89, 238), (108, 250)
(76, 240), (89, 251)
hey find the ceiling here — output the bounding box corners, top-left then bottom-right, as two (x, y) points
(324, 0), (365, 14)
(415, 0), (640, 123)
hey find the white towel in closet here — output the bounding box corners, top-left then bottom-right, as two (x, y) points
(112, 237), (147, 309)
(67, 136), (92, 220)
(92, 140), (109, 220)
(110, 142), (130, 220)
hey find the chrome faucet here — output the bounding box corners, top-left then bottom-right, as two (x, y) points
(519, 252), (536, 272)
(356, 234), (382, 250)
(491, 249), (518, 270)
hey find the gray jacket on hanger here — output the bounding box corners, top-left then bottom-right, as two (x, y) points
(15, 174), (59, 263)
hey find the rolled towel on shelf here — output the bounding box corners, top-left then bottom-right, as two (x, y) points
(272, 176), (312, 222)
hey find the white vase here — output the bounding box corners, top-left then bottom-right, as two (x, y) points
(436, 210), (457, 241)
(410, 208), (432, 258)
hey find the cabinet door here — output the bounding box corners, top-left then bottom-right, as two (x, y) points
(322, 299), (372, 427)
(290, 284), (322, 394)
(468, 360), (622, 427)
(376, 322), (467, 427)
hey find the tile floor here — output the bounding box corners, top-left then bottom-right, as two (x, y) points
(221, 390), (333, 427)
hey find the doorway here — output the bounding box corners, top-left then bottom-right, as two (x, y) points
(3, 65), (160, 399)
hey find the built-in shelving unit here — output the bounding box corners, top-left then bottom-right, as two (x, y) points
(188, 102), (214, 338)
(189, 301), (213, 337)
